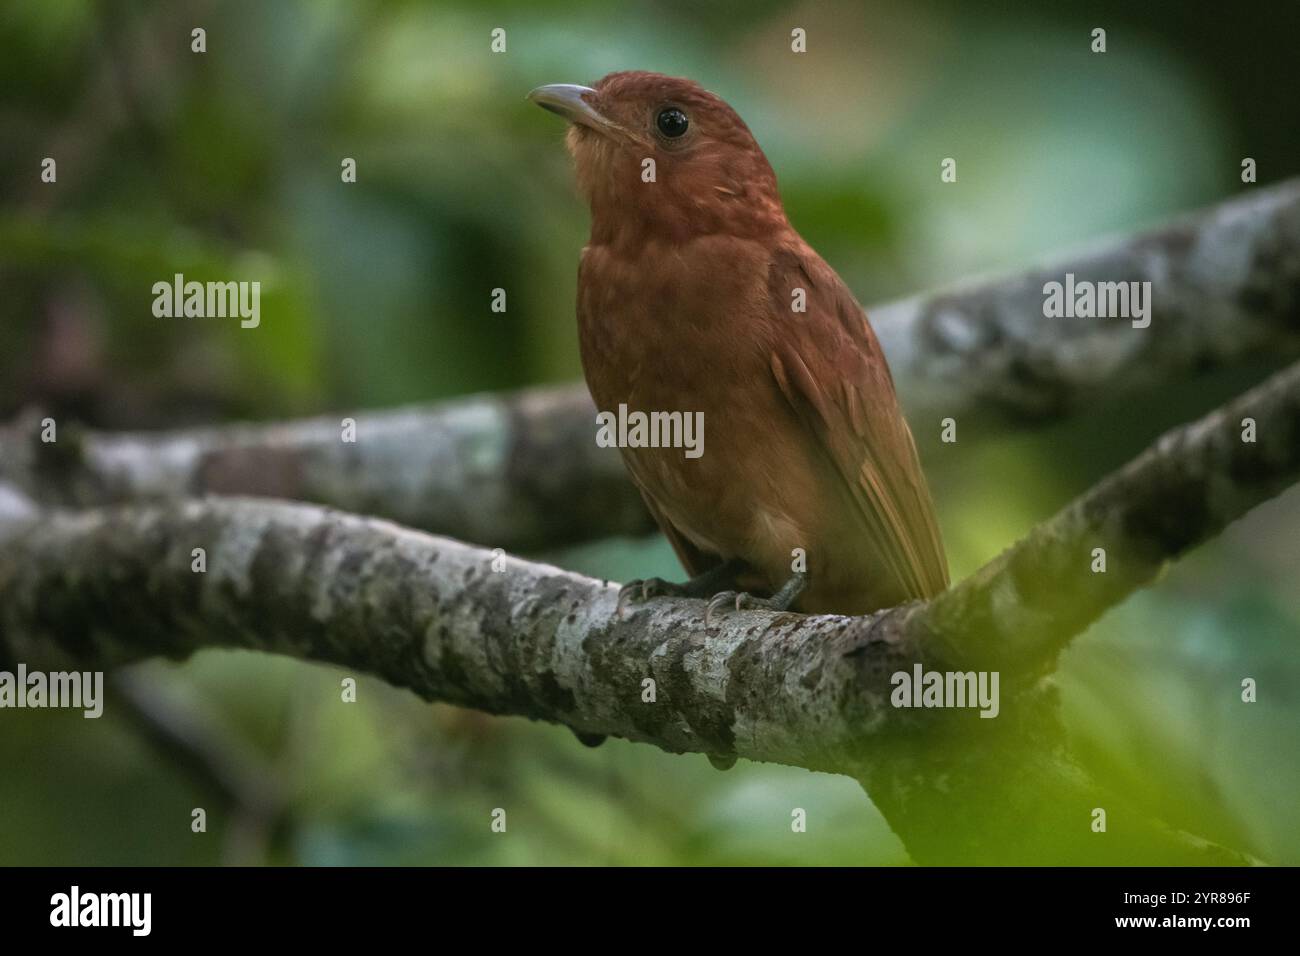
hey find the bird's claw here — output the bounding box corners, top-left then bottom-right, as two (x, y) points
(705, 578), (807, 626)
(704, 590), (750, 626)
(623, 581), (753, 624)
(616, 581), (641, 619)
(617, 577), (679, 618)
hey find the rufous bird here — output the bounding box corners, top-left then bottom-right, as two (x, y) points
(529, 71), (948, 618)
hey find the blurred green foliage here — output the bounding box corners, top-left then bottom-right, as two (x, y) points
(1, 0), (1297, 864)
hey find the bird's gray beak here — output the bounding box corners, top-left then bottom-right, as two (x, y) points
(527, 84), (613, 134)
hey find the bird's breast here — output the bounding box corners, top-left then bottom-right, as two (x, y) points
(575, 232), (826, 573)
(576, 234), (776, 398)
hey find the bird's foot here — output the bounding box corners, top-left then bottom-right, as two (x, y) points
(704, 572), (807, 627)
(616, 559), (744, 618)
(616, 577), (686, 618)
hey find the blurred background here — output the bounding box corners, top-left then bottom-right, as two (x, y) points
(1, 0), (1298, 865)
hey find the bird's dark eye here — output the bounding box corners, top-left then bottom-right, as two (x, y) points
(656, 108), (689, 138)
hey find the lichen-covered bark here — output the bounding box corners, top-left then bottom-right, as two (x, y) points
(0, 494), (923, 771)
(0, 387), (654, 553)
(4, 181), (1298, 549)
(872, 179), (1300, 425)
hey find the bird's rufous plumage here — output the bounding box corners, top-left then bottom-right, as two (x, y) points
(531, 71), (948, 614)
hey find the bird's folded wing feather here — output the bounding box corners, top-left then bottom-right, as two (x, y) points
(638, 489), (717, 580)
(767, 246), (949, 600)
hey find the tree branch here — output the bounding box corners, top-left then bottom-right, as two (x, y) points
(4, 180), (1298, 549)
(0, 387), (655, 552)
(872, 179), (1300, 425)
(914, 355), (1300, 678)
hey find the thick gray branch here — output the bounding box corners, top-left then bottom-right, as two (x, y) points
(4, 180), (1298, 549)
(872, 179), (1300, 424)
(0, 387), (653, 552)
(0, 495), (885, 771)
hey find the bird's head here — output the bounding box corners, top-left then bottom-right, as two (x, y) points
(528, 71), (785, 242)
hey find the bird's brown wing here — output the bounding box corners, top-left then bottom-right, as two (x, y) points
(767, 245), (949, 601)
